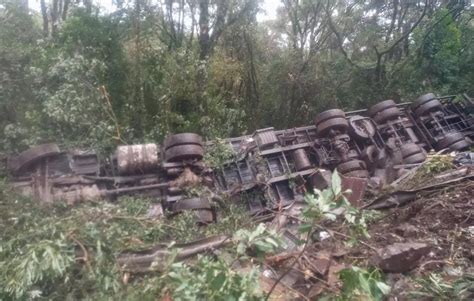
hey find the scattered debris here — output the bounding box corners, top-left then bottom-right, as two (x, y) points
(372, 242), (431, 273)
(2, 93), (473, 300)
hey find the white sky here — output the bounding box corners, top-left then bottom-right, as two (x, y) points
(28, 0), (280, 21)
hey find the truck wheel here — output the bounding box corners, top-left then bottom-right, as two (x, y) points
(368, 100), (397, 118)
(165, 144), (204, 162)
(373, 107), (402, 123)
(317, 118), (349, 136)
(164, 133), (203, 150)
(413, 99), (442, 116)
(314, 109), (346, 126)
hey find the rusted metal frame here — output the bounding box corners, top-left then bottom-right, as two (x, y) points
(235, 160), (244, 184)
(83, 174), (159, 184)
(259, 142), (313, 157)
(447, 116), (474, 134)
(407, 111), (434, 150)
(346, 102), (412, 117)
(221, 163), (238, 189)
(382, 120), (404, 145)
(392, 107), (426, 145)
(442, 114), (471, 132)
(429, 111), (454, 135)
(269, 181), (296, 206)
(370, 127), (386, 149)
(267, 168), (317, 184)
(274, 125), (316, 136)
(314, 141), (337, 166)
(418, 115), (442, 142)
(303, 128), (314, 144)
(103, 182), (170, 197)
(438, 101), (474, 133)
(280, 152), (292, 174)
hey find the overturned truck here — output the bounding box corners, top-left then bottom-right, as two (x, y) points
(6, 93), (474, 222)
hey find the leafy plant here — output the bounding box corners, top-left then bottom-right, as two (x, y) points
(1, 237), (74, 299)
(421, 155), (454, 174)
(233, 223), (285, 258)
(335, 266), (391, 301)
(164, 256), (263, 301)
(301, 172), (370, 239)
(410, 272), (474, 300)
(204, 138), (236, 169)
(0, 182), (260, 300)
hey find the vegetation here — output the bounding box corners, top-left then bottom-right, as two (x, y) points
(1, 0), (473, 153)
(410, 272), (474, 300)
(1, 164), (385, 300)
(1, 0), (473, 299)
(0, 177), (260, 299)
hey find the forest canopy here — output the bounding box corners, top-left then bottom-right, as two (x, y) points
(0, 0), (473, 153)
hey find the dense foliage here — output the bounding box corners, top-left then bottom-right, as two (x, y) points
(0, 178), (260, 299)
(0, 0), (473, 153)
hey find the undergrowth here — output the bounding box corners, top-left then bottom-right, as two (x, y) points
(0, 172), (396, 300)
(0, 179), (259, 300)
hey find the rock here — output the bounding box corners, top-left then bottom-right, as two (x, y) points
(310, 252), (331, 276)
(372, 242), (430, 273)
(394, 223), (418, 237)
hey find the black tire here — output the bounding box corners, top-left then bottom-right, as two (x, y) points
(448, 139), (471, 151)
(314, 109), (346, 126)
(414, 99), (442, 116)
(436, 132), (465, 150)
(400, 143), (423, 158)
(337, 159), (367, 174)
(164, 133), (203, 150)
(373, 107), (401, 123)
(404, 153), (427, 164)
(8, 143), (61, 173)
(317, 117), (349, 135)
(368, 100), (397, 118)
(412, 93), (436, 111)
(165, 144), (204, 162)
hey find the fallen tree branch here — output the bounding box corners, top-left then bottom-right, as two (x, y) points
(117, 235), (230, 273)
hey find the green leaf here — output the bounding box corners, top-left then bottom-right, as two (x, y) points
(332, 171), (342, 196)
(376, 281), (391, 295)
(298, 223), (312, 233)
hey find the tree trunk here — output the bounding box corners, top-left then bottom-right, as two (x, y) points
(62, 0), (70, 21)
(198, 0), (210, 60)
(51, 0), (58, 35)
(40, 0), (49, 36)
